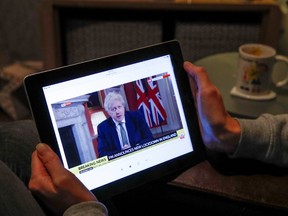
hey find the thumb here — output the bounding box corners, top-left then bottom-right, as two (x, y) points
(184, 61), (212, 89)
(36, 143), (66, 179)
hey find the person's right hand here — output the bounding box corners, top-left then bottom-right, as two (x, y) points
(29, 143), (97, 215)
(184, 61), (241, 154)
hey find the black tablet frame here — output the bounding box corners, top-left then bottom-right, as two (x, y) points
(24, 40), (206, 200)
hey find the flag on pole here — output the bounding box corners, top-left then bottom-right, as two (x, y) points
(135, 79), (153, 127)
(147, 76), (167, 127)
(135, 76), (167, 128)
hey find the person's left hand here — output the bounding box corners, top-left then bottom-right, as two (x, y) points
(29, 143), (97, 215)
(183, 61), (240, 154)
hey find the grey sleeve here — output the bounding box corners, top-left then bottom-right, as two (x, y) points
(230, 114), (288, 167)
(63, 201), (108, 216)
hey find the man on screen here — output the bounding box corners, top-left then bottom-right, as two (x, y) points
(97, 91), (154, 157)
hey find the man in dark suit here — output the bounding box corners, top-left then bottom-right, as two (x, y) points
(97, 91), (154, 158)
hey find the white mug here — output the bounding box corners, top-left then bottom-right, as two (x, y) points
(230, 43), (288, 100)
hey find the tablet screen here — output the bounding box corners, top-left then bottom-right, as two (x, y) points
(24, 40), (205, 199)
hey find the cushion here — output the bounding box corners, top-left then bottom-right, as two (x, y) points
(170, 152), (288, 209)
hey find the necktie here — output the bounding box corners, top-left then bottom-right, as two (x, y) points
(119, 122), (129, 147)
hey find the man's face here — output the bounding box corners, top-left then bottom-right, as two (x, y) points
(108, 99), (125, 122)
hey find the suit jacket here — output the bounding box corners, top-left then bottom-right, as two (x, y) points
(97, 111), (154, 157)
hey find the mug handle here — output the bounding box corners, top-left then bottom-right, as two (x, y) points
(275, 55), (288, 87)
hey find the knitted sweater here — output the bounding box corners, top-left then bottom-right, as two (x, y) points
(231, 113), (288, 167)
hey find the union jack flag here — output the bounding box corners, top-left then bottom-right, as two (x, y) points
(135, 79), (153, 127)
(135, 76), (167, 128)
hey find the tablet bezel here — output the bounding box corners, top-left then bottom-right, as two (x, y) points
(24, 40), (206, 200)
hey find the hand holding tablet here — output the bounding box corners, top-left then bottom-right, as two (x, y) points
(24, 40), (205, 199)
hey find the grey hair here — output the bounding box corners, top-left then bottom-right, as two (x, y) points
(104, 91), (125, 112)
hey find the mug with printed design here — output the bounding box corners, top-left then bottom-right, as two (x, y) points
(230, 43), (288, 100)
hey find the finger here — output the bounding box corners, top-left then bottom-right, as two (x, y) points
(35, 143), (67, 179)
(29, 149), (53, 195)
(183, 62), (197, 98)
(183, 61), (213, 89)
(30, 150), (48, 178)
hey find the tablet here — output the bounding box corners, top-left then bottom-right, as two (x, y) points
(24, 40), (205, 200)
